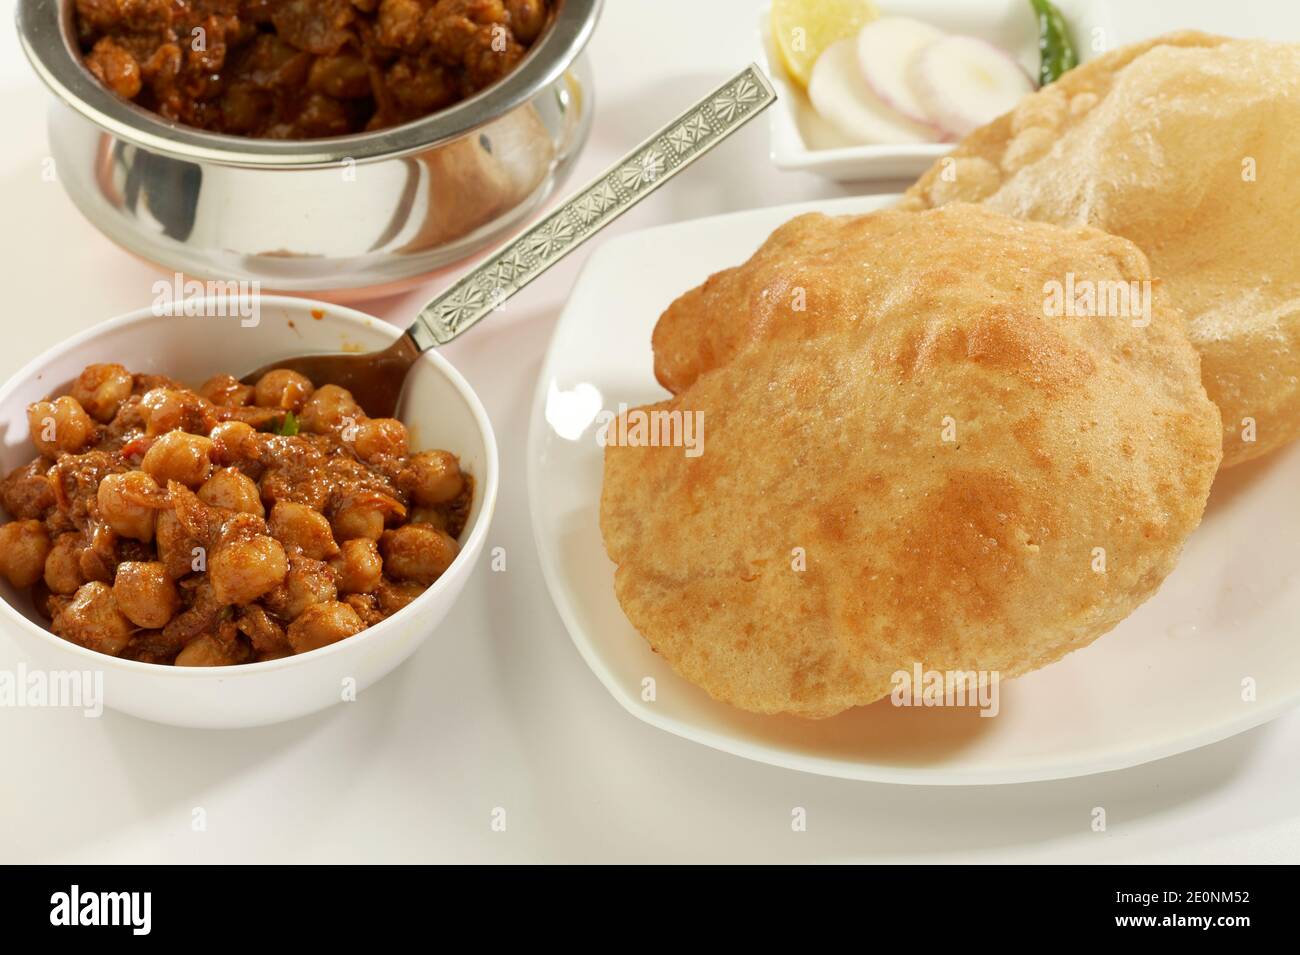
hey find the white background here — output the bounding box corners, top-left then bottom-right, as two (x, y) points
(1, 0), (1297, 863)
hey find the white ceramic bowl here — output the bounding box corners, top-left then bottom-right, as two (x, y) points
(0, 295), (498, 728)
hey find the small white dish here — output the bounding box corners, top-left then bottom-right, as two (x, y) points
(759, 0), (1116, 181)
(528, 194), (1300, 784)
(0, 296), (498, 728)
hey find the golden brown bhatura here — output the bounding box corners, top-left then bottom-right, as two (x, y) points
(602, 205), (1221, 718)
(903, 32), (1300, 467)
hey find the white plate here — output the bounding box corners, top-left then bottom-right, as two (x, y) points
(527, 194), (1300, 784)
(759, 0), (1115, 181)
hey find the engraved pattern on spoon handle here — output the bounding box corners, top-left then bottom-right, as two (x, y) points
(407, 64), (777, 349)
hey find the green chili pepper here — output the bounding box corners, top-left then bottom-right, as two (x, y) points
(1030, 0), (1079, 86)
(276, 411), (299, 436)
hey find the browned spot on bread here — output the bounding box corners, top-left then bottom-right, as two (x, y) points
(837, 470), (1048, 653)
(893, 312), (1095, 397)
(965, 312), (1096, 395)
(815, 504), (851, 544)
(1012, 415), (1054, 471)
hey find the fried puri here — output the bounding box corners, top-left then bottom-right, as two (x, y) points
(903, 32), (1300, 467)
(602, 205), (1221, 719)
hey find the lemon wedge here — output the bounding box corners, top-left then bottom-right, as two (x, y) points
(770, 0), (881, 89)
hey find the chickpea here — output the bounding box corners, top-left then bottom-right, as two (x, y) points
(78, 528), (117, 585)
(175, 637), (221, 666)
(408, 506), (448, 530)
(71, 363), (134, 422)
(2, 458), (56, 520)
(380, 524), (459, 585)
(342, 592), (384, 626)
(85, 37), (141, 98)
(264, 556), (337, 620)
(28, 396), (96, 456)
(0, 519), (52, 588)
(330, 538), (382, 594)
(198, 467), (263, 515)
(407, 450), (464, 505)
(51, 581), (133, 656)
(286, 600), (364, 654)
(254, 369), (314, 411)
(330, 502), (386, 541)
(330, 491), (404, 542)
(141, 430), (213, 488)
(376, 0), (425, 48)
(139, 387), (214, 436)
(268, 501), (339, 559)
(96, 471), (162, 542)
(506, 0), (547, 43)
(210, 420), (259, 465)
(378, 579), (425, 615)
(175, 632), (247, 667)
(111, 561), (179, 629)
(44, 534), (85, 594)
(218, 511), (271, 548)
(208, 535), (288, 605)
(299, 384), (362, 435)
(351, 418), (408, 462)
(198, 374), (254, 408)
(308, 52), (371, 99)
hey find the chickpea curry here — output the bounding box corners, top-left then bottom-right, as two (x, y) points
(75, 0), (554, 138)
(0, 363), (473, 666)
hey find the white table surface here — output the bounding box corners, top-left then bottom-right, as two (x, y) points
(1, 0), (1297, 864)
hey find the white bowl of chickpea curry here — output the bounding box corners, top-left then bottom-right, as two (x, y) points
(0, 296), (497, 728)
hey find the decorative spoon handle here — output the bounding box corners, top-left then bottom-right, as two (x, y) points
(407, 63), (777, 348)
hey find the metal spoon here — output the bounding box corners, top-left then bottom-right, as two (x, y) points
(240, 65), (777, 417)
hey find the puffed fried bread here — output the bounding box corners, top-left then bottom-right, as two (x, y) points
(904, 32), (1300, 466)
(602, 205), (1221, 718)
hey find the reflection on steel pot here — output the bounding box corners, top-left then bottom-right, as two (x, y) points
(17, 0), (600, 294)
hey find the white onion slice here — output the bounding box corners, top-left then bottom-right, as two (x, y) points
(908, 34), (1035, 138)
(808, 39), (941, 145)
(855, 16), (947, 125)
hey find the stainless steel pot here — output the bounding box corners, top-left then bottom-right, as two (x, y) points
(17, 0), (600, 295)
